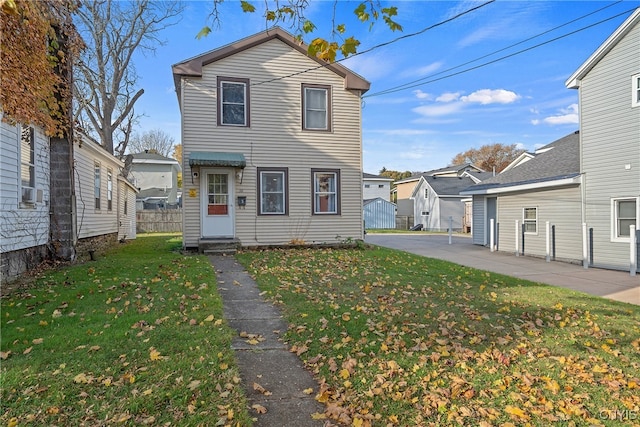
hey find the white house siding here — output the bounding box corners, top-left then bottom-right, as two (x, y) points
(0, 118), (50, 253)
(579, 20), (640, 270)
(440, 198), (465, 231)
(74, 139), (122, 239)
(495, 187), (583, 263)
(181, 39), (364, 247)
(471, 195), (486, 245)
(118, 177), (137, 240)
(363, 179), (392, 201)
(130, 162), (180, 203)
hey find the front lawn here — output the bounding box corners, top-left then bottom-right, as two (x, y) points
(1, 234), (251, 426)
(236, 246), (640, 426)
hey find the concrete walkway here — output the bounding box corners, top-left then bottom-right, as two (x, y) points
(366, 233), (639, 305)
(209, 255), (325, 426)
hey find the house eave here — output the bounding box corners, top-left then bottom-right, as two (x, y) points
(461, 175), (581, 196)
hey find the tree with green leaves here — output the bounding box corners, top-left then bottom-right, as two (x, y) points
(199, 0), (402, 62)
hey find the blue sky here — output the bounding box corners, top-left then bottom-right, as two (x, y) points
(132, 0), (639, 174)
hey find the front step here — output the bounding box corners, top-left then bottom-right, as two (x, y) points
(199, 238), (241, 255)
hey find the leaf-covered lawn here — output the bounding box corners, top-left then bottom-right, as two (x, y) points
(1, 234), (251, 426)
(236, 247), (640, 426)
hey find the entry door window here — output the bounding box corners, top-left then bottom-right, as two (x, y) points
(207, 174), (228, 215)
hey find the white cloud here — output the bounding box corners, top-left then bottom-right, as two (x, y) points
(400, 61), (443, 78)
(436, 92), (461, 103)
(460, 89), (520, 105)
(531, 119), (540, 125)
(541, 104), (579, 125)
(515, 142), (526, 150)
(413, 90), (432, 100)
(413, 103), (463, 117)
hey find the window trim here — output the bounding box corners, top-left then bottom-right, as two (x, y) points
(19, 124), (36, 207)
(633, 73), (640, 108)
(611, 197), (639, 242)
(257, 167), (288, 216)
(107, 168), (113, 211)
(302, 84), (331, 132)
(94, 162), (101, 210)
(312, 169), (340, 215)
(523, 207), (538, 235)
(217, 76), (250, 127)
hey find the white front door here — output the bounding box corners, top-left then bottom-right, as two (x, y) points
(201, 169), (234, 238)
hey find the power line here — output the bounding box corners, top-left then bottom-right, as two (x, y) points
(365, 1), (623, 97)
(250, 0), (496, 88)
(364, 6), (636, 98)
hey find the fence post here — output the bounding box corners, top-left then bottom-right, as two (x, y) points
(490, 218), (495, 252)
(582, 223), (588, 269)
(448, 216), (453, 245)
(545, 221), (550, 262)
(630, 225), (637, 276)
(515, 220), (519, 256)
(551, 225), (556, 261)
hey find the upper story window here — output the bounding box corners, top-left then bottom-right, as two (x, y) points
(312, 169), (340, 215)
(612, 197), (638, 241)
(218, 77), (249, 126)
(20, 124), (35, 205)
(424, 188), (429, 199)
(633, 74), (640, 107)
(303, 84), (331, 131)
(107, 169), (113, 211)
(258, 168), (288, 215)
(523, 207), (538, 234)
(94, 162), (101, 210)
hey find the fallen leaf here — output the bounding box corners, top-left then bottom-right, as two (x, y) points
(1, 351), (12, 360)
(187, 380), (201, 390)
(252, 404), (267, 414)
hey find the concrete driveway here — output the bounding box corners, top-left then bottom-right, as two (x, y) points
(365, 233), (639, 305)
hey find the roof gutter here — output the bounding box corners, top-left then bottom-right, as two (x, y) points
(461, 175), (581, 196)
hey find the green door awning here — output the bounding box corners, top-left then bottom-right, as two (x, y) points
(188, 152), (246, 168)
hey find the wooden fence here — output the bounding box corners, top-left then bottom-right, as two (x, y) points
(136, 210), (182, 233)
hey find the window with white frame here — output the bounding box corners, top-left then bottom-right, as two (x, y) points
(20, 124), (35, 205)
(94, 163), (101, 209)
(633, 73), (640, 107)
(303, 84), (330, 131)
(312, 169), (339, 214)
(258, 168), (287, 215)
(107, 169), (113, 211)
(612, 198), (637, 240)
(218, 77), (249, 126)
(523, 207), (537, 233)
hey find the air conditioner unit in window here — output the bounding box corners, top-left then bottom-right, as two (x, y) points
(22, 187), (35, 203)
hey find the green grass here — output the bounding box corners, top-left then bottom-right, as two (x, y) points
(1, 234), (251, 427)
(236, 246), (640, 426)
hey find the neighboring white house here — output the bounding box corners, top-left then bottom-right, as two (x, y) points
(129, 151), (182, 209)
(461, 132), (583, 263)
(411, 174), (478, 232)
(363, 172), (393, 201)
(172, 27), (370, 251)
(0, 116), (51, 279)
(75, 133), (138, 242)
(565, 8), (640, 271)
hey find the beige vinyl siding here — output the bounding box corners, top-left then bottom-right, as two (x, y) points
(0, 119), (50, 252)
(580, 21), (640, 269)
(74, 141), (121, 239)
(496, 187), (583, 263)
(181, 38), (364, 247)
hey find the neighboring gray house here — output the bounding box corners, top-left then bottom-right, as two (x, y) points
(363, 172), (393, 201)
(565, 8), (639, 271)
(363, 198), (396, 229)
(411, 174), (479, 232)
(461, 132), (582, 263)
(129, 151), (181, 209)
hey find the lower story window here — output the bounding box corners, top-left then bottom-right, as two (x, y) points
(613, 198), (637, 239)
(523, 207), (537, 233)
(258, 168), (287, 215)
(313, 169), (340, 215)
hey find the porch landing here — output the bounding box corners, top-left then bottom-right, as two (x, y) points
(198, 238), (241, 255)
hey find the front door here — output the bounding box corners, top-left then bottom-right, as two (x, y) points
(201, 169), (234, 238)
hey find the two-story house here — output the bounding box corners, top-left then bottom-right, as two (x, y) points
(566, 8), (639, 271)
(129, 150), (182, 209)
(172, 27), (370, 250)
